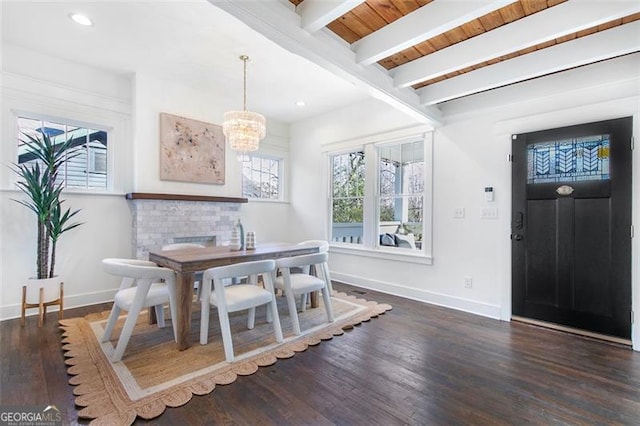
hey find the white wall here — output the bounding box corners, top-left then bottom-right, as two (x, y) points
(290, 54), (640, 347)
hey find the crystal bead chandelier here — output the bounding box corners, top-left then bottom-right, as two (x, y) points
(222, 55), (266, 160)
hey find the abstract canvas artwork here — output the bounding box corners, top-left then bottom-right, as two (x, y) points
(159, 113), (225, 184)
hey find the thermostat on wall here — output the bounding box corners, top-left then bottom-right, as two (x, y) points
(484, 187), (494, 202)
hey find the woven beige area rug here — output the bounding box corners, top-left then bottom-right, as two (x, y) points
(59, 291), (392, 425)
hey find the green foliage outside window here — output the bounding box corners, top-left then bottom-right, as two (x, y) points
(332, 151), (365, 223)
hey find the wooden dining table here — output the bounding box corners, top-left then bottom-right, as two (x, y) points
(148, 242), (320, 351)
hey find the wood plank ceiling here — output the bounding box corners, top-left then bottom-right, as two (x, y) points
(213, 1), (640, 124)
(293, 0), (639, 91)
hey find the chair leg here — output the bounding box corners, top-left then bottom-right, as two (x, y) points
(111, 309), (140, 362)
(265, 274), (274, 324)
(105, 280), (150, 362)
(112, 303), (145, 362)
(195, 282), (201, 302)
(285, 290), (301, 335)
(247, 307), (256, 329)
(321, 286), (334, 323)
(321, 263), (334, 295)
(265, 304), (273, 323)
(101, 305), (122, 343)
(217, 306), (235, 362)
(247, 274), (260, 328)
(166, 282), (179, 343)
(300, 293), (308, 312)
(320, 262), (334, 322)
(199, 299), (210, 345)
(269, 297), (284, 343)
(248, 271), (260, 330)
(154, 305), (165, 328)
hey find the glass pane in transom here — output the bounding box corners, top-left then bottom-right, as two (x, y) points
(527, 135), (610, 184)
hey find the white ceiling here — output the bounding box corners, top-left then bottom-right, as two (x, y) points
(0, 0), (371, 124)
(2, 1), (638, 127)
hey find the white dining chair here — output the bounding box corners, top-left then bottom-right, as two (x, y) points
(274, 252), (334, 335)
(101, 258), (177, 362)
(296, 240), (331, 310)
(199, 259), (283, 362)
(162, 243), (206, 300)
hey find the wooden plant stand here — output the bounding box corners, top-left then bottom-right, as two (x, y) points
(21, 281), (64, 327)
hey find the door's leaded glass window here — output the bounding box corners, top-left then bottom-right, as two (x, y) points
(527, 135), (610, 184)
(242, 155), (282, 199)
(330, 151), (365, 244)
(17, 116), (108, 190)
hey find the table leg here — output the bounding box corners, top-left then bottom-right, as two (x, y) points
(309, 264), (319, 308)
(175, 272), (194, 351)
(148, 308), (157, 324)
(310, 291), (319, 308)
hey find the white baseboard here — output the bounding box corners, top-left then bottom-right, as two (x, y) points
(3, 275), (503, 324)
(0, 289), (118, 321)
(331, 272), (502, 320)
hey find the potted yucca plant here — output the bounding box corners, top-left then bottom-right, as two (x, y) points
(12, 131), (83, 325)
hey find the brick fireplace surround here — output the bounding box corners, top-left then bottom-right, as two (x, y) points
(126, 193), (247, 260)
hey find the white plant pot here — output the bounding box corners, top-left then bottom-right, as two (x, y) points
(22, 276), (64, 327)
(25, 276), (62, 304)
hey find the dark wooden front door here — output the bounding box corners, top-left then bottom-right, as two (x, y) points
(511, 117), (632, 339)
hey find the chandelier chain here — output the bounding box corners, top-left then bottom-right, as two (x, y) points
(240, 54), (249, 111)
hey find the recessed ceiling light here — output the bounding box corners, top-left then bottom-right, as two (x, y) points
(295, 100), (306, 107)
(69, 13), (93, 26)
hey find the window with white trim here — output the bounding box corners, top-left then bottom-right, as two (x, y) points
(378, 140), (424, 250)
(329, 133), (431, 258)
(242, 155), (282, 200)
(330, 150), (365, 244)
(17, 115), (109, 191)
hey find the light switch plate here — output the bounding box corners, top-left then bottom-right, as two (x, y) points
(481, 207), (498, 219)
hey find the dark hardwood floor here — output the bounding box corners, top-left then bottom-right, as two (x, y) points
(1, 282), (639, 425)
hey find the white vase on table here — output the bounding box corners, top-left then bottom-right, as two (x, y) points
(229, 229), (242, 251)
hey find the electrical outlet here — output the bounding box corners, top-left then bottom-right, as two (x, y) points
(464, 276), (473, 288)
(453, 207), (465, 218)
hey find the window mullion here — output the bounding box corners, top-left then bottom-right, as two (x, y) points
(85, 129), (90, 189)
(362, 144), (377, 248)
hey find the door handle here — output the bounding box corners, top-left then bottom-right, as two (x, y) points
(511, 234), (524, 241)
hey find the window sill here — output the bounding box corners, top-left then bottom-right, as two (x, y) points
(1, 188), (123, 197)
(329, 243), (433, 265)
(246, 198), (289, 204)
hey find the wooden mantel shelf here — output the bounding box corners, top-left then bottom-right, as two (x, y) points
(125, 193), (248, 203)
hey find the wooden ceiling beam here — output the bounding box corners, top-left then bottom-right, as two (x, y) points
(418, 20), (640, 105)
(393, 0), (640, 89)
(297, 0), (366, 33)
(352, 0), (514, 66)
